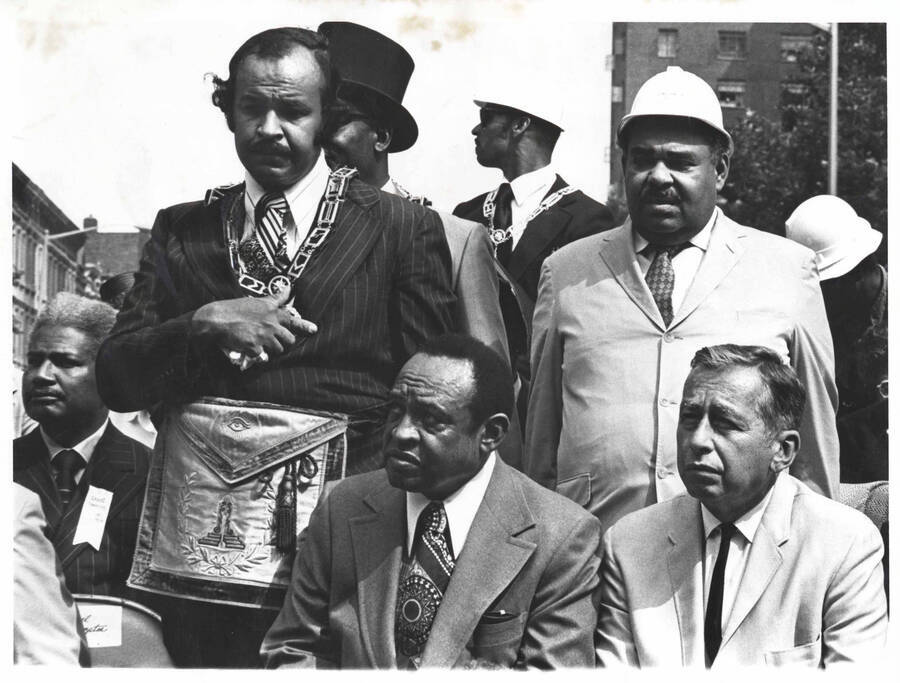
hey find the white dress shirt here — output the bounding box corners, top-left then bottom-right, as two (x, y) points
(506, 164), (557, 248)
(243, 155), (331, 258)
(405, 452), (497, 557)
(633, 207), (719, 315)
(701, 479), (778, 633)
(41, 419), (109, 485)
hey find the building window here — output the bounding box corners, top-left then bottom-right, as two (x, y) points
(657, 29), (678, 58)
(717, 80), (746, 108)
(611, 86), (623, 103)
(781, 34), (813, 62)
(718, 31), (747, 60)
(613, 35), (624, 55)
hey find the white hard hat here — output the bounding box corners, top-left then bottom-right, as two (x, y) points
(785, 195), (882, 280)
(474, 87), (565, 131)
(617, 66), (732, 149)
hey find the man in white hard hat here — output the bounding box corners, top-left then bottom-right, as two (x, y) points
(786, 196), (887, 483)
(525, 66), (839, 533)
(454, 89), (614, 432)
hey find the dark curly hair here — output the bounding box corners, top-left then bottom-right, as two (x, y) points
(211, 27), (337, 131)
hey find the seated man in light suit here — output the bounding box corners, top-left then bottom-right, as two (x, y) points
(261, 333), (600, 669)
(596, 344), (887, 668)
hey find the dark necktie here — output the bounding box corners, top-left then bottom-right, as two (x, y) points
(493, 182), (514, 267)
(395, 501), (456, 665)
(54, 449), (85, 506)
(643, 243), (688, 327)
(705, 522), (737, 667)
(254, 191), (290, 267)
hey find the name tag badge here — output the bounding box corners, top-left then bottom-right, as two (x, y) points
(79, 603), (123, 648)
(73, 485), (114, 551)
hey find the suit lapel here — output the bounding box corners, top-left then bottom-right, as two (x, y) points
(293, 180), (383, 322)
(720, 476), (792, 650)
(421, 462), (537, 668)
(350, 478), (405, 668)
(666, 499), (706, 666)
(179, 189), (245, 301)
(507, 175), (572, 282)
(15, 429), (64, 527)
(598, 222), (666, 329)
(671, 213), (743, 328)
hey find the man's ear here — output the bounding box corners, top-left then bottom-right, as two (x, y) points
(374, 127), (393, 153)
(770, 429), (800, 474)
(715, 150), (731, 191)
(510, 115), (531, 138)
(480, 413), (510, 454)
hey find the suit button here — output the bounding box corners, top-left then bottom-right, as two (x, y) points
(659, 398), (670, 406)
(663, 332), (675, 343)
(656, 468), (671, 479)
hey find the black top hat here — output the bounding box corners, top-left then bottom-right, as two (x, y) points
(319, 21), (418, 152)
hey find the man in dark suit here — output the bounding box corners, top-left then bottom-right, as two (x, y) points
(318, 20), (522, 466)
(453, 93), (613, 424)
(94, 27), (454, 667)
(14, 293), (151, 600)
(261, 334), (601, 669)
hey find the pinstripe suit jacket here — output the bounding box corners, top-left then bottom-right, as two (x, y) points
(13, 423), (151, 598)
(96, 178), (455, 472)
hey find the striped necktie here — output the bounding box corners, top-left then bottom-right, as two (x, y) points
(395, 501), (456, 666)
(254, 192), (290, 267)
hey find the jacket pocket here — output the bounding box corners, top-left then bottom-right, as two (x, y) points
(557, 473), (591, 507)
(764, 634), (822, 666)
(473, 612), (526, 648)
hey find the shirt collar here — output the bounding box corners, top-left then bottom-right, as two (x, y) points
(632, 206), (720, 255)
(700, 473), (778, 544)
(41, 418), (109, 466)
(508, 164), (556, 206)
(244, 154), (330, 217)
(405, 452), (497, 556)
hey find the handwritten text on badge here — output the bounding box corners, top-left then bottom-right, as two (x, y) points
(73, 485), (113, 550)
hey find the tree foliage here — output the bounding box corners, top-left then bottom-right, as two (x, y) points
(722, 24), (887, 262)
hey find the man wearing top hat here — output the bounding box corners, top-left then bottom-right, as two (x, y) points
(95, 26), (455, 666)
(319, 22), (522, 464)
(524, 67), (838, 534)
(453, 90), (614, 426)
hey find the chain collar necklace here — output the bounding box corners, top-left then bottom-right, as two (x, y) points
(482, 184), (577, 252)
(390, 177), (430, 207)
(223, 166), (358, 297)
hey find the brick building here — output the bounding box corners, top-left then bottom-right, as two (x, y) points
(608, 22), (822, 190)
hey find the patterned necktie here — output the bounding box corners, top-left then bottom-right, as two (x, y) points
(395, 501), (456, 665)
(254, 191), (290, 267)
(54, 449), (85, 506)
(643, 243), (688, 327)
(493, 182), (514, 267)
(705, 522), (737, 667)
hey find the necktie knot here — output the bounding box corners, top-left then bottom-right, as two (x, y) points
(718, 522), (737, 543)
(255, 192), (288, 225)
(420, 501), (448, 538)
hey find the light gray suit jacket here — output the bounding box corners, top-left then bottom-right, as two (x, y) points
(596, 474), (887, 668)
(260, 460), (601, 669)
(13, 484), (84, 665)
(525, 212), (839, 531)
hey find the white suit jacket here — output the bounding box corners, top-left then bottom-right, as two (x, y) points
(525, 213), (838, 531)
(595, 474), (887, 667)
